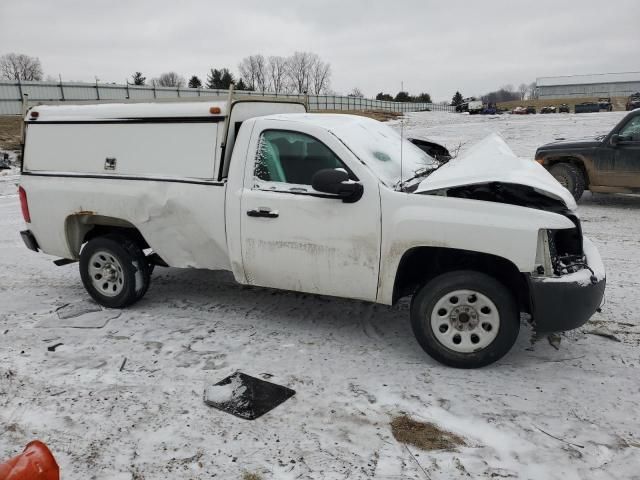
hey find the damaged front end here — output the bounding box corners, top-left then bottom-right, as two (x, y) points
(528, 233), (605, 332)
(413, 134), (605, 332)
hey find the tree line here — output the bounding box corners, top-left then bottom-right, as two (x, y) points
(0, 51), (436, 102)
(128, 52), (332, 95)
(1, 51), (541, 105)
(375, 91), (432, 103)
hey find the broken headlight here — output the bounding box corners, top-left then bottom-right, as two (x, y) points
(535, 226), (587, 277)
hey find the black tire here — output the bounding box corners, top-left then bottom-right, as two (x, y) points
(79, 235), (151, 308)
(410, 270), (520, 368)
(549, 162), (585, 201)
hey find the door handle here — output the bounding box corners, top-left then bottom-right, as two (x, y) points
(247, 207), (279, 218)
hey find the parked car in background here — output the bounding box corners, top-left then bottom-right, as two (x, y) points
(526, 106), (537, 114)
(0, 153), (11, 170)
(540, 106), (557, 114)
(535, 109), (640, 200)
(512, 106), (527, 114)
(456, 98), (483, 115)
(481, 103), (497, 115)
(18, 100), (606, 368)
(559, 104), (570, 113)
(575, 102), (600, 113)
(598, 97), (613, 112)
(626, 92), (640, 111)
(467, 99), (483, 115)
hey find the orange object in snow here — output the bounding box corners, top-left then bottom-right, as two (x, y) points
(0, 440), (59, 480)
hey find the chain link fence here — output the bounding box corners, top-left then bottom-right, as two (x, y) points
(0, 80), (454, 115)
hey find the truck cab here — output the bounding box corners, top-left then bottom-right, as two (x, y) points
(18, 99), (606, 368)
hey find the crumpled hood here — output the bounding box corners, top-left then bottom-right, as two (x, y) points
(415, 133), (577, 210)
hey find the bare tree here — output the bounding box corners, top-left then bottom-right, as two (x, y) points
(254, 55), (268, 92)
(0, 53), (43, 81)
(287, 51), (315, 94)
(267, 56), (289, 94)
(348, 87), (364, 98)
(310, 57), (331, 94)
(238, 57), (256, 90)
(528, 82), (537, 100)
(156, 72), (185, 88)
(239, 54), (267, 92)
(518, 83), (528, 101)
(239, 51), (331, 95)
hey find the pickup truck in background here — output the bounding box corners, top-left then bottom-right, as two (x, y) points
(18, 98), (605, 368)
(455, 98), (483, 115)
(575, 101), (600, 114)
(536, 108), (640, 200)
(598, 97), (613, 112)
(627, 93), (640, 111)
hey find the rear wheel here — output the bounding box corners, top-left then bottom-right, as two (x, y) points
(410, 271), (520, 368)
(80, 235), (151, 308)
(549, 162), (585, 201)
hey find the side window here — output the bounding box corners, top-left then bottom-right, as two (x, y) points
(619, 116), (640, 141)
(254, 130), (348, 188)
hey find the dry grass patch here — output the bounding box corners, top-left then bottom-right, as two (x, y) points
(242, 472), (262, 480)
(314, 109), (403, 122)
(391, 415), (465, 451)
(0, 116), (22, 151)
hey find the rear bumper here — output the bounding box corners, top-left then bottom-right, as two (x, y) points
(20, 229), (39, 252)
(528, 237), (606, 332)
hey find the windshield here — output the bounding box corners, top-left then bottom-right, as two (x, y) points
(328, 117), (437, 188)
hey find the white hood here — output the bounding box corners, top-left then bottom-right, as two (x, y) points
(415, 133), (577, 210)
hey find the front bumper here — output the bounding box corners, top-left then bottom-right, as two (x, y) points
(528, 237), (605, 332)
(20, 230), (39, 252)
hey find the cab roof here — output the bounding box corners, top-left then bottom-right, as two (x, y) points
(260, 112), (375, 129)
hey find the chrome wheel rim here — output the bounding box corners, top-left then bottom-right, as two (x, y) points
(430, 289), (500, 353)
(88, 250), (124, 297)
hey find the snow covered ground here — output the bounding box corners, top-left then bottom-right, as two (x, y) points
(1, 111), (640, 479)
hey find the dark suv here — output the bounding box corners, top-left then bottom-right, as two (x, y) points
(627, 93), (640, 111)
(535, 109), (640, 200)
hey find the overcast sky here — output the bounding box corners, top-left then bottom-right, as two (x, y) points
(1, 0), (638, 101)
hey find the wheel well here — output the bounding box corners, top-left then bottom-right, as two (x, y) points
(393, 246), (530, 313)
(65, 214), (149, 259)
(548, 157), (589, 186)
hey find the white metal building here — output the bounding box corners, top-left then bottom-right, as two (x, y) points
(536, 72), (640, 99)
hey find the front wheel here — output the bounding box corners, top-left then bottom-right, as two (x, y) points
(549, 162), (585, 201)
(79, 235), (151, 308)
(411, 271), (520, 368)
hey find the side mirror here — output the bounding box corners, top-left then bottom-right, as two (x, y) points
(312, 169), (363, 203)
(610, 134), (619, 146)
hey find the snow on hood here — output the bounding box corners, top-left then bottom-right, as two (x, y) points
(415, 133), (577, 210)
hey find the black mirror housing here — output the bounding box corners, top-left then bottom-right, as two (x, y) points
(312, 169), (363, 203)
(610, 134), (619, 146)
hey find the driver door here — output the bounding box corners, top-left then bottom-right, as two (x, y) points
(239, 121), (381, 301)
(611, 114), (640, 188)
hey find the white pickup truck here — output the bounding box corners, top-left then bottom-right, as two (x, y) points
(18, 98), (605, 368)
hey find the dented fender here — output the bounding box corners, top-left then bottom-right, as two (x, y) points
(376, 187), (575, 305)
